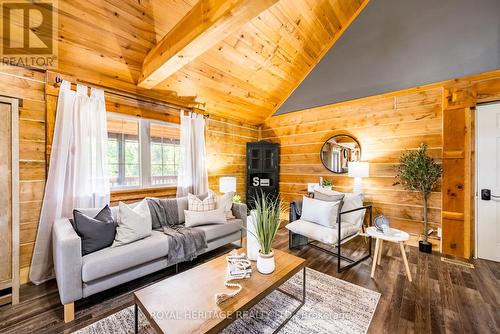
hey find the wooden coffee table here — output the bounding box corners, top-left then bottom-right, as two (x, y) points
(133, 248), (306, 334)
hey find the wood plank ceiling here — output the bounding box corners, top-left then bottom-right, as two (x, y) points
(55, 0), (368, 124)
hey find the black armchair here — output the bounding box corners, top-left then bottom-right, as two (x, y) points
(287, 199), (372, 273)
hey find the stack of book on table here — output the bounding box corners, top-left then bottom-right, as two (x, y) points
(227, 252), (252, 279)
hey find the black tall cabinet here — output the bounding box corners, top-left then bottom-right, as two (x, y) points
(246, 141), (280, 209)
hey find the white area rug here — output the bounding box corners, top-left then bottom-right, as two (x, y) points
(74, 268), (380, 334)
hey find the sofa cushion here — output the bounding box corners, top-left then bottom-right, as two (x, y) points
(285, 219), (360, 245)
(82, 230), (169, 282)
(184, 207), (226, 227)
(195, 219), (242, 242)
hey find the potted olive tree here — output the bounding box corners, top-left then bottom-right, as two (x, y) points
(394, 144), (442, 253)
(249, 192), (283, 274)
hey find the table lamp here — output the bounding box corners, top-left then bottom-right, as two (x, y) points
(348, 161), (369, 194)
(219, 176), (237, 193)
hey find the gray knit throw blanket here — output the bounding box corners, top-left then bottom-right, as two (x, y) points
(146, 197), (207, 265)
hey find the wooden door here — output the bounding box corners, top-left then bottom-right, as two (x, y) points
(0, 98), (19, 305)
(0, 102), (12, 284)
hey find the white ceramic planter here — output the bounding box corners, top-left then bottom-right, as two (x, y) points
(246, 210), (259, 261)
(257, 251), (275, 274)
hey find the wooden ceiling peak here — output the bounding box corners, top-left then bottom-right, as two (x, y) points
(155, 0), (370, 124)
(138, 0), (279, 89)
(53, 0), (369, 124)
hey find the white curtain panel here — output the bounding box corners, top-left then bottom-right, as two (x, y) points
(176, 111), (209, 197)
(29, 81), (110, 284)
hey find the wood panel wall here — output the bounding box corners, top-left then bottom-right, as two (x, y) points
(441, 85), (475, 258)
(45, 72), (258, 204)
(0, 65), (46, 284)
(262, 70), (500, 256)
(2, 62), (500, 283)
(262, 88), (444, 248)
(0, 67), (257, 284)
(206, 116), (259, 197)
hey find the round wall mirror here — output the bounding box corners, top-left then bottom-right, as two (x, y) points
(320, 134), (361, 174)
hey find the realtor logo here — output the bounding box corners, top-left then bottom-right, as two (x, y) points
(1, 0), (58, 68)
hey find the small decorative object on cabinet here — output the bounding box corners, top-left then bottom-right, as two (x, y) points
(249, 192), (283, 274)
(246, 141), (279, 210)
(394, 144), (442, 253)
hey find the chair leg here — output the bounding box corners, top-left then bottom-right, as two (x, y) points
(64, 302), (75, 323)
(371, 238), (380, 278)
(399, 242), (412, 282)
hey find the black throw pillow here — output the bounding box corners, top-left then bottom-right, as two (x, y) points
(73, 206), (116, 256)
(94, 204), (115, 224)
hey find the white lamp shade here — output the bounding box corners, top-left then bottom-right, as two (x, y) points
(219, 176), (237, 193)
(348, 161), (369, 178)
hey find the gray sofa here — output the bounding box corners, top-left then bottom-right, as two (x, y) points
(52, 201), (247, 322)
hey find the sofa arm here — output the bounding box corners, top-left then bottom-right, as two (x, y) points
(231, 203), (247, 228)
(52, 218), (83, 305)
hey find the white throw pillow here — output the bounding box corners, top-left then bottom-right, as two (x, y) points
(329, 190), (365, 227)
(216, 191), (235, 219)
(184, 207), (227, 227)
(112, 200), (152, 247)
(188, 192), (216, 211)
(300, 196), (341, 228)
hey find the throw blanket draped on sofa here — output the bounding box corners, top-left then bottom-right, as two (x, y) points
(146, 198), (207, 265)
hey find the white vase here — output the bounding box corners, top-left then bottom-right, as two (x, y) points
(246, 210), (259, 261)
(257, 251), (275, 274)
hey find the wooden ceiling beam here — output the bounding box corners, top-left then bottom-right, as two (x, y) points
(138, 0), (279, 89)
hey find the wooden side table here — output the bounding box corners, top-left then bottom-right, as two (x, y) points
(366, 226), (412, 282)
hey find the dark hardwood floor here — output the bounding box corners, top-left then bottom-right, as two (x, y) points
(1, 229), (499, 334)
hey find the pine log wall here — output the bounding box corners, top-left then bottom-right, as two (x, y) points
(263, 70), (500, 256)
(0, 65), (257, 284)
(262, 88), (444, 248)
(0, 66), (46, 285)
(1, 62), (499, 284)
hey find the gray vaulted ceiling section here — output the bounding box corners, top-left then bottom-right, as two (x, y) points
(275, 0), (500, 115)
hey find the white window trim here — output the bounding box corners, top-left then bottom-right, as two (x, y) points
(107, 112), (180, 191)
